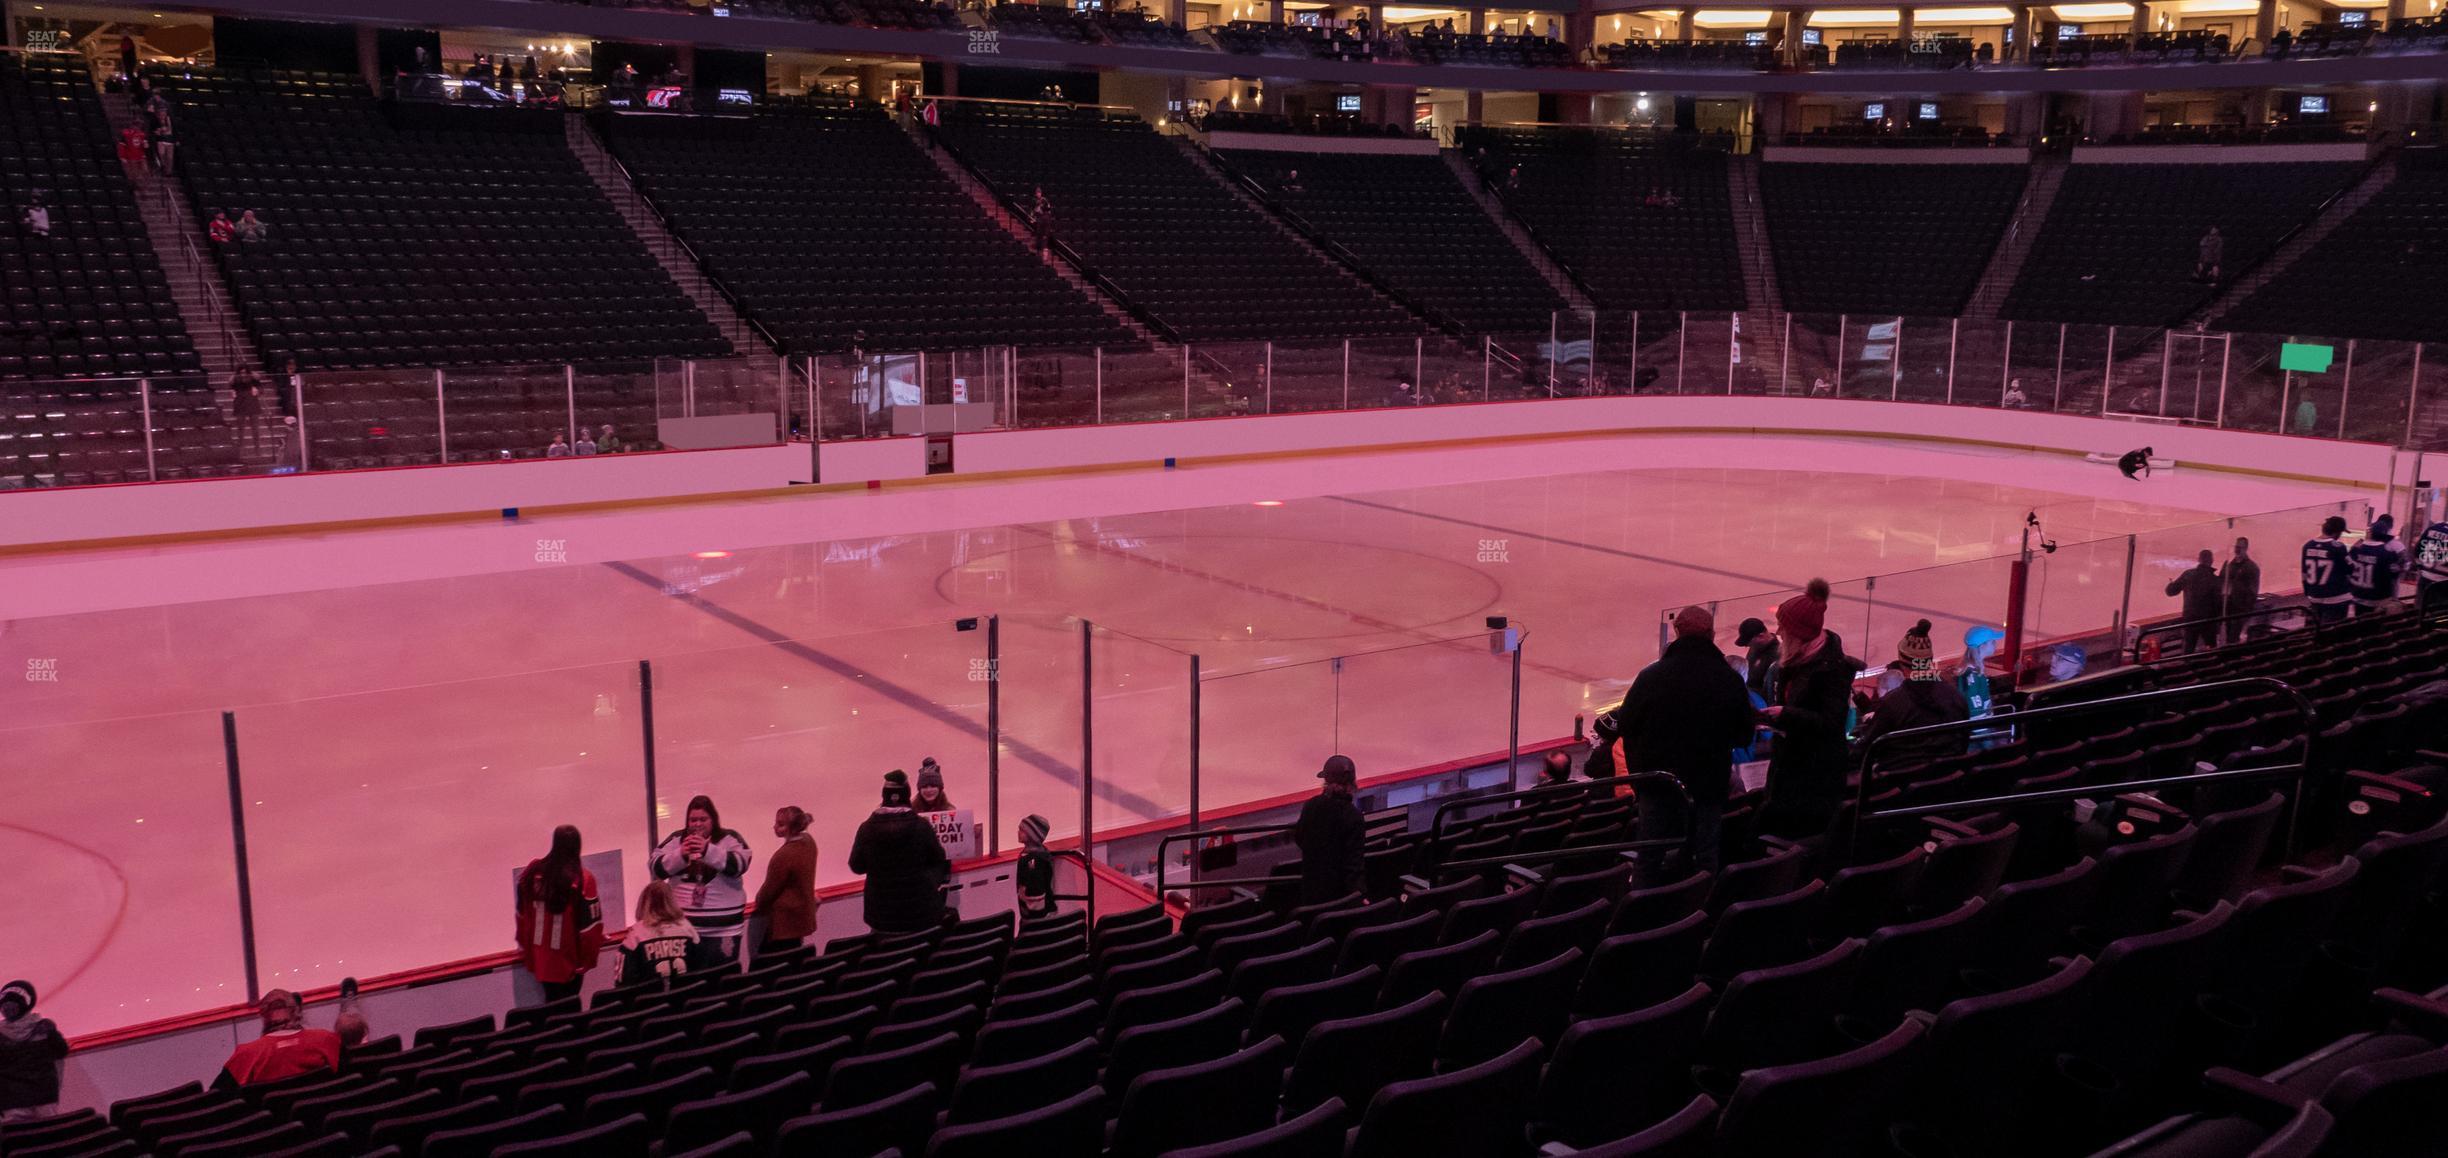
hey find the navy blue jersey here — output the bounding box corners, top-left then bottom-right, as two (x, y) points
(2347, 541), (2402, 603)
(2418, 521), (2448, 580)
(2302, 538), (2352, 604)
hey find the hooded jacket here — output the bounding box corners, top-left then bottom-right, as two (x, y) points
(850, 806), (950, 933)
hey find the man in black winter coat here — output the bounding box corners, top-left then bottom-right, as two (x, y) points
(2166, 549), (2224, 652)
(1615, 605), (1756, 872)
(849, 777), (951, 933)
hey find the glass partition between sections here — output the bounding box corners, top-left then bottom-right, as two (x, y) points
(2003, 319), (2069, 413)
(1344, 337), (1429, 410)
(2104, 327), (2171, 420)
(1623, 311), (1678, 396)
(1009, 348), (1101, 430)
(991, 613), (1089, 845)
(1097, 347), (1189, 423)
(1192, 342), (1270, 417)
(442, 364), (576, 463)
(233, 661), (649, 996)
(2056, 324), (2113, 417)
(1840, 316), (1900, 399)
(1894, 317), (1956, 405)
(298, 368), (444, 471)
(1422, 337), (1487, 404)
(1266, 340), (1350, 412)
(1087, 624), (1196, 835)
(1730, 310), (1784, 396)
(2416, 342), (2448, 453)
(2343, 339), (2419, 445)
(1783, 314), (1842, 398)
(1196, 630), (1518, 819)
(1951, 319), (2010, 408)
(650, 622), (988, 891)
(1682, 312), (1736, 395)
(2222, 332), (2289, 434)
(0, 711), (250, 1038)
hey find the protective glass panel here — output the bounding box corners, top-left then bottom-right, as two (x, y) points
(298, 369), (443, 470)
(1630, 311), (1681, 396)
(1952, 319), (2010, 408)
(2221, 332), (2289, 434)
(1259, 340), (1344, 412)
(2343, 339), (2419, 445)
(1730, 310), (1783, 396)
(1895, 317), (1955, 405)
(1191, 342), (1270, 417)
(236, 661), (649, 992)
(2417, 343), (2448, 453)
(1009, 349), (1101, 430)
(444, 364), (574, 464)
(1683, 312), (1736, 395)
(2057, 325), (2114, 417)
(1088, 624), (1195, 836)
(2104, 328), (2171, 420)
(2004, 320), (2068, 413)
(1784, 314), (1842, 399)
(1098, 347), (1189, 423)
(0, 711), (249, 1037)
(1841, 316), (1901, 399)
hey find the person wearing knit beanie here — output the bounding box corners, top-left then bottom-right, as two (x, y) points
(914, 760), (954, 814)
(1776, 577), (1831, 649)
(1857, 618), (1971, 770)
(1760, 577), (1854, 840)
(1896, 619), (1937, 681)
(1015, 815), (1057, 920)
(0, 979), (67, 1120)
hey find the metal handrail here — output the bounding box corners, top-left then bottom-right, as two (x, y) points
(1428, 771), (1689, 842)
(1153, 821), (1299, 899)
(1849, 676), (2318, 852)
(2128, 601), (2315, 661)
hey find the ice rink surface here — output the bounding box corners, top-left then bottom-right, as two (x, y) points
(0, 431), (2368, 1035)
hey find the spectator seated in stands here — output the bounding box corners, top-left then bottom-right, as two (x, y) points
(234, 209), (267, 243)
(215, 990), (341, 1089)
(0, 980), (68, 1123)
(206, 209), (234, 244)
(19, 194), (47, 239)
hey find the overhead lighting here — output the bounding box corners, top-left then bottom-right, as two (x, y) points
(2050, 2), (2137, 19)
(1253, 500), (1284, 507)
(1915, 6), (2018, 22)
(1691, 8), (1776, 26)
(2168, 0), (2257, 12)
(1807, 9), (1905, 26)
(693, 550), (733, 559)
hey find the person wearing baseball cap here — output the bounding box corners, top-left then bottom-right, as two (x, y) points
(1615, 605), (1754, 873)
(0, 979), (66, 1121)
(1293, 755), (1365, 904)
(1735, 615), (1779, 701)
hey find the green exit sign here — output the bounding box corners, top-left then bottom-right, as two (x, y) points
(2280, 342), (2335, 373)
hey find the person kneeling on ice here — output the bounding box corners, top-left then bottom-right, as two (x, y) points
(2118, 446), (2154, 480)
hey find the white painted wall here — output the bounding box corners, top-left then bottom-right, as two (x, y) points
(0, 400), (2393, 550)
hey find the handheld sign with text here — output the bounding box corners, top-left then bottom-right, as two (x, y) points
(929, 809), (980, 860)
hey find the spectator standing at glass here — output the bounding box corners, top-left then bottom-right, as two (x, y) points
(514, 824), (606, 1004)
(754, 805), (821, 952)
(652, 795), (753, 964)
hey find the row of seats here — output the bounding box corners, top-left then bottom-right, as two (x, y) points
(1212, 150), (1564, 337)
(1455, 126), (1746, 313)
(0, 53), (200, 383)
(1760, 160), (2025, 317)
(603, 99), (1135, 355)
(2005, 161), (2358, 326)
(154, 65), (731, 371)
(932, 103), (1425, 342)
(2223, 148), (2448, 341)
